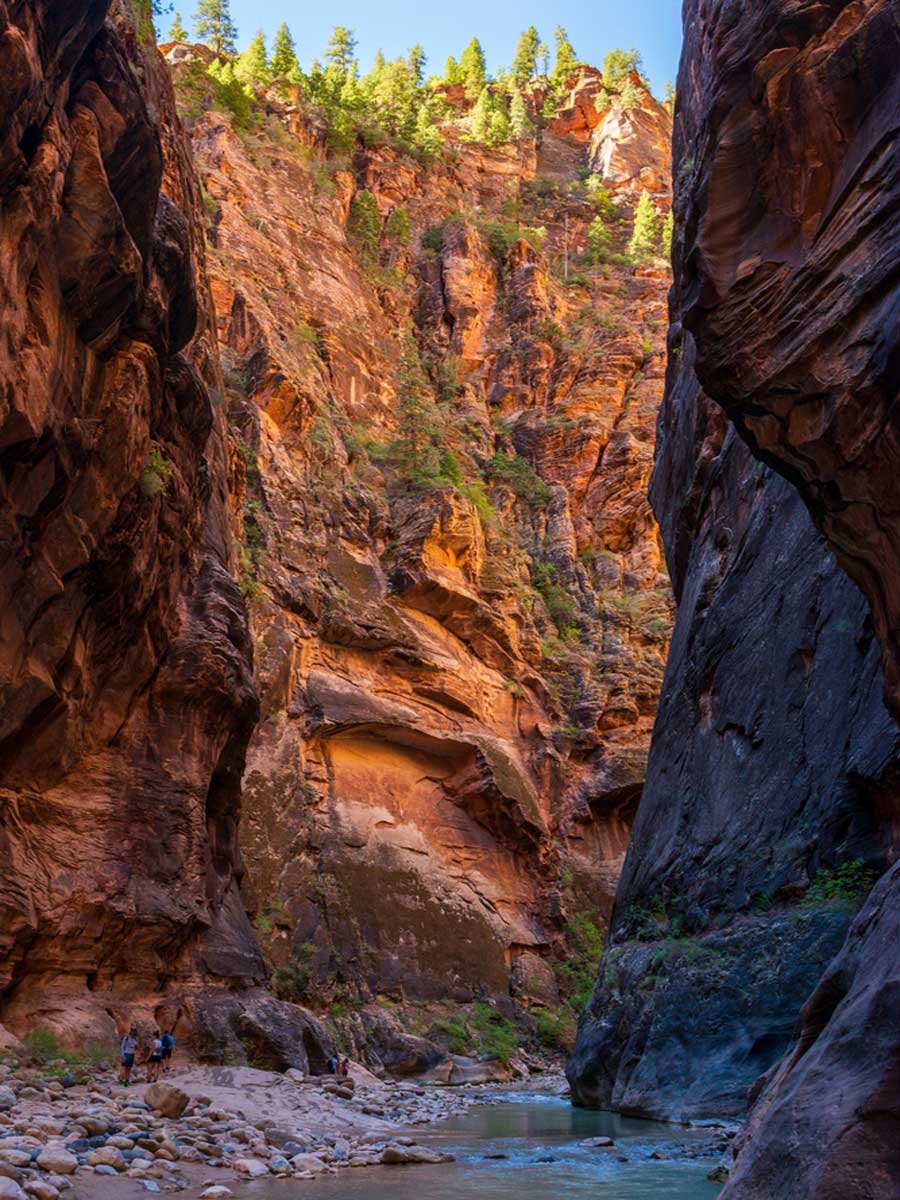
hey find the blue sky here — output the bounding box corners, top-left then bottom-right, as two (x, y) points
(169, 1), (683, 99)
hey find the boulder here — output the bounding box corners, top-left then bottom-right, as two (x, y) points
(87, 1147), (126, 1171)
(145, 1082), (189, 1119)
(448, 1056), (512, 1085)
(0, 1180), (25, 1200)
(0, 1090), (15, 1112)
(380, 1143), (451, 1165)
(510, 952), (559, 1007)
(193, 991), (333, 1074)
(289, 1153), (327, 1174)
(232, 1159), (268, 1178)
(23, 1182), (59, 1200)
(35, 1150), (77, 1175)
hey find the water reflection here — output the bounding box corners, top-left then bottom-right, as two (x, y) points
(260, 1094), (724, 1199)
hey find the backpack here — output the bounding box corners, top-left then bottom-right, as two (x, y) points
(161, 1033), (174, 1051)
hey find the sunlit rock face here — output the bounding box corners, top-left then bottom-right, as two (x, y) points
(573, 0), (900, 1191)
(173, 54), (675, 1033)
(0, 2), (263, 1045)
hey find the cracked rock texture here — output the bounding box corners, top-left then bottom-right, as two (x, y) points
(572, 0), (900, 1193)
(0, 1), (266, 1045)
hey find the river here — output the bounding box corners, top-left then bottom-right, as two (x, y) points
(262, 1092), (726, 1199)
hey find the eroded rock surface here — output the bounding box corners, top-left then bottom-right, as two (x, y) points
(170, 54), (674, 1039)
(0, 2), (263, 1042)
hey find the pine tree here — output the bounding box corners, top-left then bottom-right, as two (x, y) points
(602, 48), (642, 90)
(487, 107), (511, 146)
(585, 176), (615, 219)
(619, 79), (641, 111)
(207, 58), (254, 126)
(393, 337), (443, 491)
(443, 55), (462, 85)
(408, 43), (426, 86)
(509, 90), (530, 139)
(235, 29), (268, 84)
(192, 0), (237, 56)
(167, 12), (187, 41)
(537, 42), (550, 78)
(512, 26), (540, 87)
(662, 209), (674, 257)
(325, 26), (357, 74)
(552, 26), (577, 89)
(414, 105), (443, 158)
(469, 86), (492, 141)
(586, 214), (611, 263)
(270, 24), (299, 78)
(371, 57), (418, 138)
(628, 190), (662, 260)
(663, 81), (676, 115)
(347, 189), (381, 268)
(459, 38), (486, 98)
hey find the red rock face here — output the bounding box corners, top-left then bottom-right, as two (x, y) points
(171, 55), (674, 1035)
(0, 2), (263, 1045)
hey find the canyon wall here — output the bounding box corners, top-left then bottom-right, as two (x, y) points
(169, 57), (675, 1060)
(0, 0), (274, 1050)
(572, 0), (900, 1192)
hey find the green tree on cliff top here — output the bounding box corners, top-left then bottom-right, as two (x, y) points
(459, 38), (487, 97)
(512, 26), (540, 86)
(325, 26), (357, 75)
(193, 0), (237, 56)
(552, 26), (578, 89)
(235, 29), (268, 83)
(443, 55), (462, 86)
(167, 12), (188, 41)
(510, 89), (530, 139)
(602, 47), (642, 90)
(408, 43), (427, 86)
(270, 23), (299, 78)
(469, 86), (492, 141)
(629, 190), (662, 260)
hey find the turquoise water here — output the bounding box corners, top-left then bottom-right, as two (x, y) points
(265, 1093), (724, 1199)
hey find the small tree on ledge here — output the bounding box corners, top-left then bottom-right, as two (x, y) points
(167, 12), (187, 41)
(193, 0), (237, 57)
(629, 190), (663, 261)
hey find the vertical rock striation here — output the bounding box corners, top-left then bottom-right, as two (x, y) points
(0, 1), (264, 1044)
(573, 0), (900, 1191)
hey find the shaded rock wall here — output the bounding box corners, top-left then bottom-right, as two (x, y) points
(0, 1), (263, 1044)
(673, 0), (900, 1192)
(568, 334), (898, 1118)
(573, 0), (900, 1190)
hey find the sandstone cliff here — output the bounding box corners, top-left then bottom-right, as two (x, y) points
(168, 53), (674, 1058)
(571, 0), (900, 1193)
(0, 0), (271, 1049)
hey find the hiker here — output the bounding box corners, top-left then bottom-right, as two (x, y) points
(119, 1026), (139, 1086)
(326, 1055), (338, 1075)
(146, 1029), (163, 1083)
(339, 1057), (349, 1078)
(160, 1028), (175, 1074)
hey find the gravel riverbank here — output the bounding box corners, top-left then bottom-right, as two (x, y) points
(0, 1060), (568, 1199)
